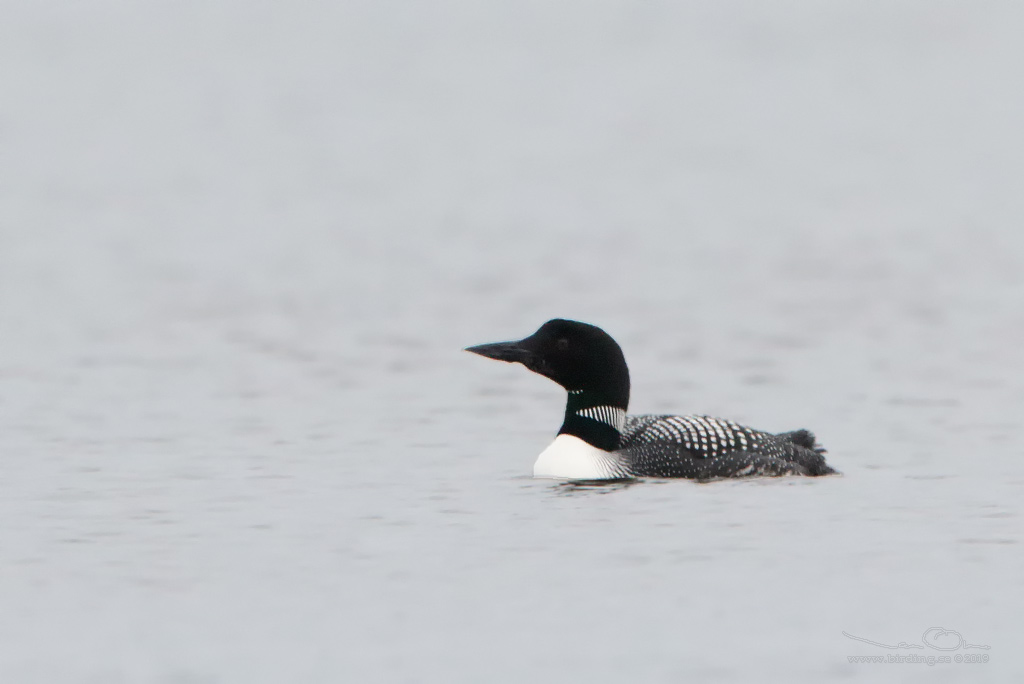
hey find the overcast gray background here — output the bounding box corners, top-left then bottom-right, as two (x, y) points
(2, 2), (1022, 682)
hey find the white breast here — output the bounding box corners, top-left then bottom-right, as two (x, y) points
(533, 435), (623, 480)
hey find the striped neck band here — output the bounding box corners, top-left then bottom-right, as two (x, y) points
(575, 405), (626, 433)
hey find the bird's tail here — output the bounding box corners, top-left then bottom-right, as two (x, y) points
(776, 428), (826, 454)
(776, 429), (835, 476)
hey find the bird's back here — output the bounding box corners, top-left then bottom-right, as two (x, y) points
(619, 414), (835, 479)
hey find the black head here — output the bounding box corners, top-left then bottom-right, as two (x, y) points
(465, 319), (630, 410)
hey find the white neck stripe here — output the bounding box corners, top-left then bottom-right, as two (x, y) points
(575, 405), (626, 433)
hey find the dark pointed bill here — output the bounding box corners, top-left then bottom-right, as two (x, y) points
(464, 340), (533, 364)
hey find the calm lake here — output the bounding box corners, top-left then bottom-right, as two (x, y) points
(1, 2), (1022, 682)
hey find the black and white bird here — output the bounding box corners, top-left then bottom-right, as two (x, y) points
(466, 319), (836, 480)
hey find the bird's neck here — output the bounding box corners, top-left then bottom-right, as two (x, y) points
(558, 388), (628, 451)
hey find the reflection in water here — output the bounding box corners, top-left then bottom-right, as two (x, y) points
(553, 478), (640, 495)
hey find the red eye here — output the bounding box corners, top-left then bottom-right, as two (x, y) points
(557, 338), (569, 351)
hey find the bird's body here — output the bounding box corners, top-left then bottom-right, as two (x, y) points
(466, 319), (836, 481)
(533, 434), (629, 480)
(620, 414), (830, 479)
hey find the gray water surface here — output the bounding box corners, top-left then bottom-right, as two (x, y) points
(2, 2), (1023, 682)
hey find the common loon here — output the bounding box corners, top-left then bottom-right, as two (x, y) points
(466, 319), (836, 480)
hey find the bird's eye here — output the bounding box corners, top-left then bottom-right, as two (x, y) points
(556, 338), (569, 351)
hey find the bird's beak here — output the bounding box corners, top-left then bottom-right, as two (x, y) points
(464, 339), (534, 364)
